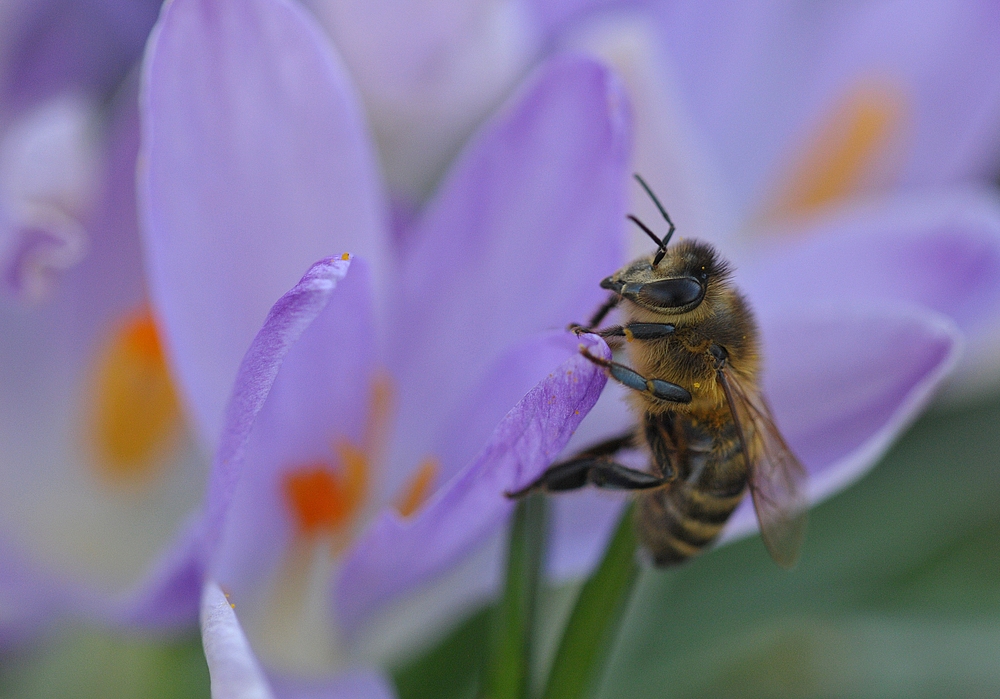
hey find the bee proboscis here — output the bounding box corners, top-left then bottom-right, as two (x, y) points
(509, 175), (807, 568)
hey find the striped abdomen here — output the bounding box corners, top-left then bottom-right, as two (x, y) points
(636, 411), (749, 567)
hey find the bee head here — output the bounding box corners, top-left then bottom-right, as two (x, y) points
(602, 175), (731, 316)
(601, 239), (730, 315)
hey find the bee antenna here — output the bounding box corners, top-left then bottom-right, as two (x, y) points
(627, 214), (668, 267)
(633, 173), (676, 251)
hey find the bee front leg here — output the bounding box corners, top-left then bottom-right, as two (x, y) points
(568, 293), (623, 335)
(580, 347), (691, 404)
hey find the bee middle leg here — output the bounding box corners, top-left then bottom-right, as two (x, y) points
(580, 347), (691, 404)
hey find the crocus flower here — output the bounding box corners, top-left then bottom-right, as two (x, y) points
(0, 0), (213, 642)
(130, 0), (994, 696)
(140, 0), (623, 687)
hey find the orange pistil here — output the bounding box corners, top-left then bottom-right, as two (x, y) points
(89, 305), (181, 478)
(283, 441), (369, 537)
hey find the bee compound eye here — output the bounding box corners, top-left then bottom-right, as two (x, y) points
(637, 277), (704, 309)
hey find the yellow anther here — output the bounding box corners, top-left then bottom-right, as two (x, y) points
(765, 82), (905, 222)
(395, 458), (439, 518)
(89, 306), (181, 479)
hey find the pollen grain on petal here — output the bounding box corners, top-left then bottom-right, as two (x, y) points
(88, 305), (182, 479)
(395, 458), (439, 519)
(764, 81), (906, 223)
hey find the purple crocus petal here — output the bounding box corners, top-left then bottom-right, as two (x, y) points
(431, 330), (602, 487)
(742, 188), (1000, 387)
(721, 306), (960, 543)
(103, 515), (204, 629)
(201, 581), (275, 699)
(140, 0), (387, 450)
(203, 256), (352, 559)
(0, 0), (160, 115)
(386, 55), (629, 493)
(0, 534), (61, 645)
(268, 670), (396, 699)
(211, 260), (375, 597)
(655, 1), (1000, 214)
(336, 334), (609, 634)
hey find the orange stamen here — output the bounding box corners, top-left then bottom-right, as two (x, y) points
(396, 458), (439, 518)
(764, 83), (905, 222)
(89, 305), (181, 478)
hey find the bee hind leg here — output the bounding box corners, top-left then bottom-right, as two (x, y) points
(505, 457), (668, 499)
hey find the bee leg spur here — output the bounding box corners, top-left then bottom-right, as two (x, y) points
(505, 457), (667, 499)
(580, 347), (691, 404)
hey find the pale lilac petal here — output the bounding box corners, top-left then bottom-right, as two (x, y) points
(201, 581), (275, 699)
(742, 188), (1000, 387)
(105, 516), (204, 629)
(203, 256), (351, 559)
(140, 0), (386, 450)
(721, 306), (960, 542)
(336, 335), (609, 633)
(562, 12), (736, 252)
(269, 670), (396, 699)
(386, 55), (630, 492)
(212, 261), (376, 598)
(655, 1), (1000, 213)
(307, 0), (542, 200)
(0, 0), (159, 113)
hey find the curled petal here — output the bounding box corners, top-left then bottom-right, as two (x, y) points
(203, 256), (351, 559)
(211, 260), (376, 598)
(336, 334), (609, 633)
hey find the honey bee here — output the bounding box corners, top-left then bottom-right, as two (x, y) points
(509, 175), (807, 568)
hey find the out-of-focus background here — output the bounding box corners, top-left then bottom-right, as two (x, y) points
(3, 1), (1000, 697)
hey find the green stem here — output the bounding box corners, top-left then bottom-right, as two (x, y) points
(485, 494), (549, 699)
(540, 504), (639, 699)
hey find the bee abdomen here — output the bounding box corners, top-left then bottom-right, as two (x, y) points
(636, 469), (748, 567)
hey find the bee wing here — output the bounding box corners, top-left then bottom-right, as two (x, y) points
(718, 367), (808, 568)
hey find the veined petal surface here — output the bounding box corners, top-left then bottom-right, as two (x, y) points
(140, 0), (387, 451)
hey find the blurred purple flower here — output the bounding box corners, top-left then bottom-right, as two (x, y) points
(0, 0), (214, 642)
(2, 2), (1000, 698)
